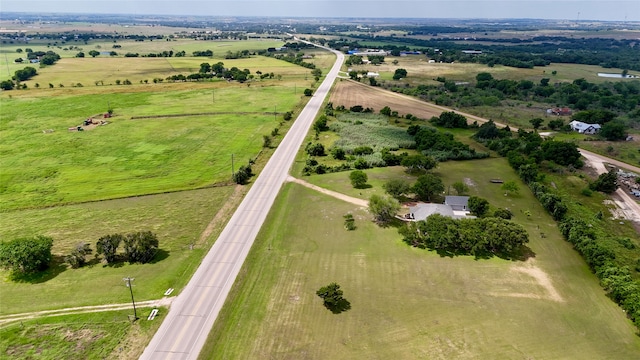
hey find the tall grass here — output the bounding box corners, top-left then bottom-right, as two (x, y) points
(330, 113), (414, 151)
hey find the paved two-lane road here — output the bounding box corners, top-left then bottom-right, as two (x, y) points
(140, 43), (344, 360)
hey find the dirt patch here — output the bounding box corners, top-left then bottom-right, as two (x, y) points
(330, 79), (443, 119)
(508, 259), (564, 302)
(463, 177), (476, 188)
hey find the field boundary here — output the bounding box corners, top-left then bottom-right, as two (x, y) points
(130, 111), (282, 120)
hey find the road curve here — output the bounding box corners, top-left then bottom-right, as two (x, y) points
(140, 44), (344, 360)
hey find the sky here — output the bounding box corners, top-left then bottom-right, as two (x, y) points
(1, 0), (639, 22)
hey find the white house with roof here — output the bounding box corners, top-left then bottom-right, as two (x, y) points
(569, 120), (601, 134)
(408, 196), (473, 221)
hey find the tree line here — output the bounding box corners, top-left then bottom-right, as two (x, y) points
(0, 231), (160, 280)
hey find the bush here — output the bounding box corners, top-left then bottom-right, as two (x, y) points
(65, 243), (93, 269)
(233, 164), (253, 184)
(331, 147), (346, 160)
(305, 143), (326, 156)
(344, 214), (356, 230)
(304, 88), (313, 96)
(493, 208), (513, 219)
(383, 179), (411, 199)
(349, 170), (368, 188)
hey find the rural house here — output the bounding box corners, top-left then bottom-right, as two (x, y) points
(444, 196), (469, 211)
(569, 120), (601, 134)
(408, 196), (472, 221)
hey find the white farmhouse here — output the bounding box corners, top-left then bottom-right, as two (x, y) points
(569, 120), (601, 135)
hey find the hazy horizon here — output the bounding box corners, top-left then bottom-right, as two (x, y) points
(2, 1), (639, 22)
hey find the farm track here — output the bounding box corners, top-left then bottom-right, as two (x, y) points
(285, 176), (368, 207)
(0, 297), (175, 326)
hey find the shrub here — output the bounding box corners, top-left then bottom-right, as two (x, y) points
(305, 143), (326, 156)
(349, 170), (368, 188)
(344, 214), (356, 230)
(65, 243), (93, 269)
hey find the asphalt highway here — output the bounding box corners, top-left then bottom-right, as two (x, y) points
(140, 42), (344, 360)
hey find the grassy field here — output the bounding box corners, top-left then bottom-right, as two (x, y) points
(0, 309), (164, 359)
(347, 56), (638, 87)
(0, 186), (238, 315)
(202, 157), (640, 359)
(0, 81), (306, 210)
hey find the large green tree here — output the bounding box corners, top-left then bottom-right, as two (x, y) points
(96, 234), (124, 263)
(413, 174), (444, 201)
(468, 196), (490, 217)
(0, 235), (53, 276)
(599, 121), (627, 141)
(123, 231), (159, 264)
(393, 68), (407, 80)
(401, 154), (437, 174)
(383, 178), (411, 199)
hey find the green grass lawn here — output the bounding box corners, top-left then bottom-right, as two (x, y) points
(0, 186), (234, 315)
(0, 84), (303, 210)
(202, 159), (640, 358)
(0, 309), (164, 359)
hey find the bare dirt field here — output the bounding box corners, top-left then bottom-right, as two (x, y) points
(329, 79), (442, 119)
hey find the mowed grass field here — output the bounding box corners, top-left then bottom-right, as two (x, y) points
(0, 186), (237, 315)
(0, 78), (306, 210)
(203, 158), (640, 358)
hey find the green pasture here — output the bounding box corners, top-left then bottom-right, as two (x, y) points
(3, 55), (318, 88)
(0, 84), (303, 210)
(203, 158), (640, 358)
(0, 186), (234, 315)
(1, 309), (164, 359)
(348, 56), (637, 86)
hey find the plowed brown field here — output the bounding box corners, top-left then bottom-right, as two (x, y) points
(329, 79), (442, 119)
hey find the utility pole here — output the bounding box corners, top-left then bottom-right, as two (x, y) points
(231, 153), (235, 178)
(212, 89), (215, 103)
(274, 105), (277, 122)
(123, 277), (138, 321)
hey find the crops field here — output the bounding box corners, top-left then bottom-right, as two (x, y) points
(330, 79), (443, 119)
(203, 158), (640, 358)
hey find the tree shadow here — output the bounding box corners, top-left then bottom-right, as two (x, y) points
(499, 245), (536, 262)
(10, 255), (67, 284)
(324, 298), (351, 314)
(355, 184), (373, 189)
(148, 249), (170, 264)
